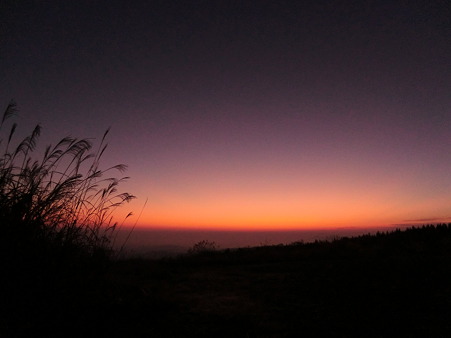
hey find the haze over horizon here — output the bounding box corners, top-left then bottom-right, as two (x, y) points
(2, 1), (451, 235)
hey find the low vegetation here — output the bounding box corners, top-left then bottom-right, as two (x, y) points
(188, 239), (218, 254)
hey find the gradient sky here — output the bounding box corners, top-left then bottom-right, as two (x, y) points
(2, 1), (451, 231)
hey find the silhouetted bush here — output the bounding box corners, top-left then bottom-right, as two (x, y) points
(188, 240), (218, 254)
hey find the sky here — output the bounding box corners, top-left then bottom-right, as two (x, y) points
(2, 1), (451, 234)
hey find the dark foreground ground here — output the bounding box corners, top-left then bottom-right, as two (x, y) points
(3, 224), (451, 337)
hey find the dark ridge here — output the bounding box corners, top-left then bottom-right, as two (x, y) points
(4, 223), (451, 337)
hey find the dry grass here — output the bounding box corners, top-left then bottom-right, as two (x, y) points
(0, 100), (137, 336)
(0, 100), (135, 257)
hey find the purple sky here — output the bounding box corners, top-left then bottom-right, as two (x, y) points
(2, 1), (451, 234)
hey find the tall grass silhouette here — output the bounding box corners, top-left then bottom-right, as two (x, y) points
(0, 101), (135, 259)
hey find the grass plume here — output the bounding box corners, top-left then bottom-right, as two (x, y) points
(0, 101), (135, 259)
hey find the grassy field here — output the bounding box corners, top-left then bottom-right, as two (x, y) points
(4, 224), (451, 337)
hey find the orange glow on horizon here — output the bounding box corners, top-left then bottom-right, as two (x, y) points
(132, 206), (387, 230)
(115, 190), (451, 230)
(114, 155), (451, 232)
